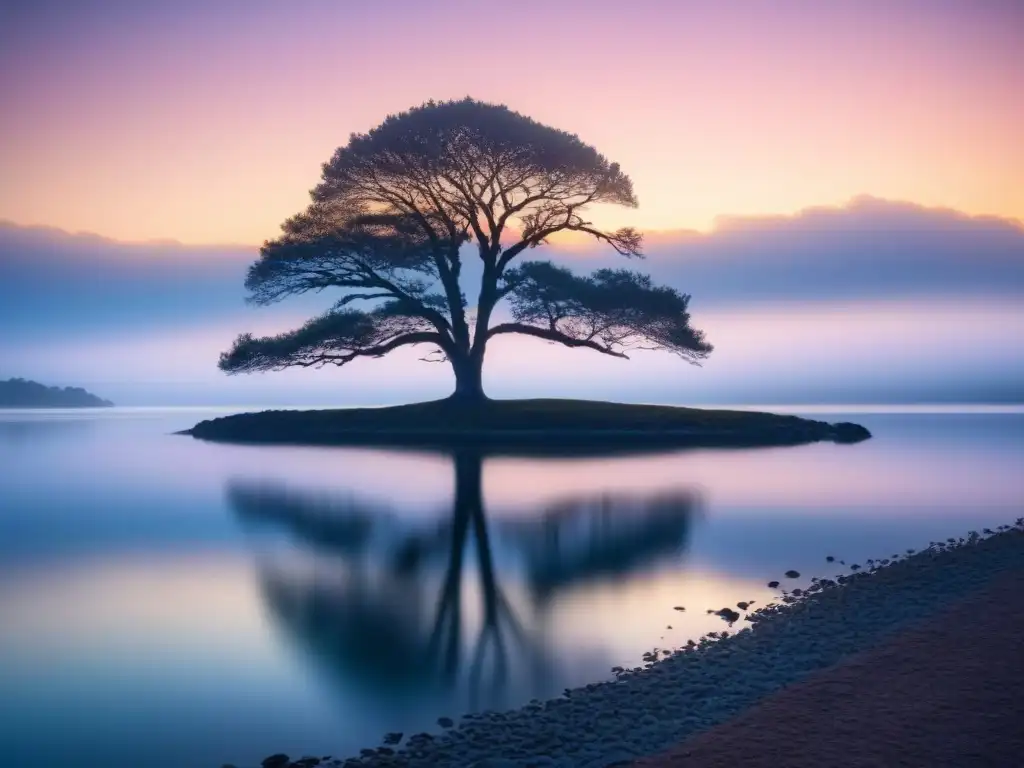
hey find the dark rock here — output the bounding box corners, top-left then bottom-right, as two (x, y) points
(438, 716), (454, 728)
(784, 570), (801, 578)
(826, 555), (835, 562)
(262, 756), (291, 768)
(673, 605), (686, 611)
(767, 581), (780, 588)
(737, 601), (749, 610)
(831, 421), (872, 443)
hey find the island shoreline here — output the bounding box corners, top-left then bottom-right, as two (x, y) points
(181, 398), (871, 453)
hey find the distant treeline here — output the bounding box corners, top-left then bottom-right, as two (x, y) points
(0, 378), (114, 408)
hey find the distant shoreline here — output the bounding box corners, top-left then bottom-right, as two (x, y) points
(0, 378), (114, 408)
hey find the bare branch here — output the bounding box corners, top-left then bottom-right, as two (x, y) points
(488, 322), (629, 358)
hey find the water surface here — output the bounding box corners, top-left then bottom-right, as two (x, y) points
(0, 407), (1021, 768)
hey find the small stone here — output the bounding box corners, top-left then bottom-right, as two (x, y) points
(826, 555), (835, 562)
(737, 601), (749, 610)
(673, 605), (686, 611)
(767, 581), (780, 588)
(784, 570), (800, 578)
(261, 755), (290, 768)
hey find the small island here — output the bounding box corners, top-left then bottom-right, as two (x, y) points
(184, 398), (870, 453)
(185, 101), (870, 457)
(0, 378), (114, 408)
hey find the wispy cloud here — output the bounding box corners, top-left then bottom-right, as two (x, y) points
(561, 196), (1024, 306)
(4, 196), (1021, 339)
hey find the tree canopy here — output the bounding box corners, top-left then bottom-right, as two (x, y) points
(219, 97), (712, 399)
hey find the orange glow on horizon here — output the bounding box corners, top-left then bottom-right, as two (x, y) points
(0, 1), (1021, 245)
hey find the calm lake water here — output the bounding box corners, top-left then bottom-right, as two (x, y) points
(1, 406), (1022, 768)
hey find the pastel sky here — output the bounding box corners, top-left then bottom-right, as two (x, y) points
(1, 0), (1022, 406)
(1, 0), (1022, 244)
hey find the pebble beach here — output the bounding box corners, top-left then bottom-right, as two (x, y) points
(242, 517), (1024, 768)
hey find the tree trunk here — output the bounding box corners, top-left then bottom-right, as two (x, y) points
(449, 346), (487, 403)
(450, 267), (496, 404)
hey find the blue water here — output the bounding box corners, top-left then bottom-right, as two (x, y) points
(0, 407), (1022, 768)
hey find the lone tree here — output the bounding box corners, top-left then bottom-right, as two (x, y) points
(220, 98), (712, 401)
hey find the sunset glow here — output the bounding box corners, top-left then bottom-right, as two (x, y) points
(2, 0), (1022, 244)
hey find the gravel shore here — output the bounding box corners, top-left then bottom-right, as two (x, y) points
(243, 517), (1024, 768)
(632, 565), (1024, 767)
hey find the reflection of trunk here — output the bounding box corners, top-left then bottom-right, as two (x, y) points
(425, 450), (533, 703)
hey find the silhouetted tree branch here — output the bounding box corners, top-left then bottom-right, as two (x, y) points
(497, 261), (713, 363)
(219, 304), (450, 373)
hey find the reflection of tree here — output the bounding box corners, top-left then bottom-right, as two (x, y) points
(228, 452), (544, 708)
(499, 491), (697, 606)
(227, 452), (696, 709)
(229, 484), (376, 557)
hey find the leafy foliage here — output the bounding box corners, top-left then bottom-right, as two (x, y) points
(219, 303), (441, 373)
